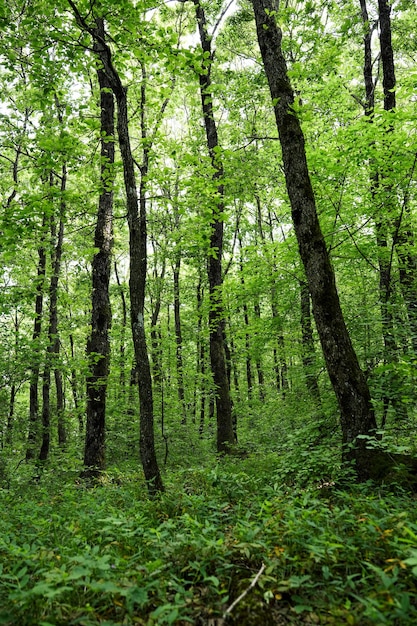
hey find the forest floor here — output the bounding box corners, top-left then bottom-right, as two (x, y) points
(1, 433), (417, 625)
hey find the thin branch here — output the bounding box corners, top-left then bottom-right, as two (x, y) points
(212, 0), (235, 38)
(223, 562), (265, 619)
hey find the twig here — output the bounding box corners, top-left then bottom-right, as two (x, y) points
(223, 562), (266, 619)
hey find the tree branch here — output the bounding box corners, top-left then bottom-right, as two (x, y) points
(223, 562), (265, 619)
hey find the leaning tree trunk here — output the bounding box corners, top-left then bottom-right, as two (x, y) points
(252, 0), (379, 480)
(84, 37), (115, 474)
(193, 0), (235, 452)
(68, 6), (164, 493)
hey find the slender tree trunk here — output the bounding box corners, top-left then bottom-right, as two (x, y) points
(360, 0), (408, 422)
(252, 0), (379, 480)
(6, 384), (16, 446)
(397, 220), (417, 354)
(193, 0), (235, 451)
(265, 201), (288, 396)
(300, 280), (322, 410)
(173, 258), (187, 424)
(377, 0), (417, 353)
(39, 191), (55, 463)
(68, 7), (164, 492)
(253, 301), (266, 402)
(84, 37), (115, 474)
(26, 213), (47, 460)
(196, 276), (206, 436)
(238, 232), (253, 400)
(114, 261), (127, 399)
(6, 310), (19, 445)
(199, 343), (206, 437)
(39, 171), (65, 462)
(149, 238), (166, 393)
(56, 166), (67, 447)
(69, 332), (82, 431)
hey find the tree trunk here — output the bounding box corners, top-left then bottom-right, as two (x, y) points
(252, 0), (379, 480)
(6, 384), (16, 446)
(149, 238), (166, 393)
(360, 0), (409, 422)
(26, 213), (47, 460)
(56, 165), (67, 447)
(39, 171), (65, 462)
(193, 0), (235, 452)
(196, 276), (206, 436)
(69, 332), (83, 432)
(377, 0), (417, 355)
(300, 280), (322, 410)
(84, 36), (115, 474)
(238, 231), (253, 400)
(114, 261), (127, 400)
(253, 301), (266, 402)
(173, 257), (187, 424)
(68, 8), (164, 493)
(265, 201), (288, 397)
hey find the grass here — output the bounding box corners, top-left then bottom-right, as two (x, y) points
(1, 437), (417, 625)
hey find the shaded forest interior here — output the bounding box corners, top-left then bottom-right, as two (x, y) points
(1, 0), (417, 624)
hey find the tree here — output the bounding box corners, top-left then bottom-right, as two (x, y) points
(68, 0), (164, 494)
(251, 0), (380, 480)
(192, 0), (235, 452)
(84, 18), (115, 474)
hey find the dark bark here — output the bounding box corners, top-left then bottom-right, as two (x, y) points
(377, 1), (417, 353)
(26, 213), (47, 460)
(359, 0), (375, 113)
(378, 0), (396, 113)
(39, 176), (65, 462)
(252, 0), (378, 479)
(360, 0), (409, 421)
(67, 6), (164, 493)
(84, 35), (115, 474)
(196, 277), (206, 436)
(56, 166), (67, 447)
(193, 0), (235, 451)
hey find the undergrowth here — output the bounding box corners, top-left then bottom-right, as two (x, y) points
(1, 436), (417, 625)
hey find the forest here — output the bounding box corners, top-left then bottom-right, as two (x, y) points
(1, 0), (417, 623)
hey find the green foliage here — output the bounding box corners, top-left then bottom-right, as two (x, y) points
(1, 452), (417, 625)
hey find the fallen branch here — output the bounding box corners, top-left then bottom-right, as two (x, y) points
(223, 562), (266, 619)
